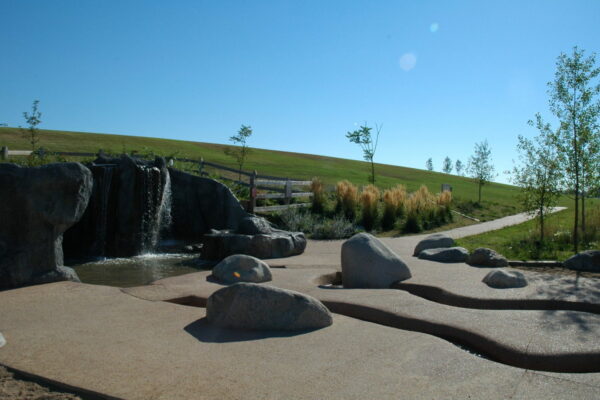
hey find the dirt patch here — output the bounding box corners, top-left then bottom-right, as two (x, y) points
(0, 366), (82, 400)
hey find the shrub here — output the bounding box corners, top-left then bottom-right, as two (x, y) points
(335, 180), (358, 220)
(382, 185), (406, 230)
(310, 177), (326, 214)
(311, 215), (356, 239)
(360, 184), (380, 231)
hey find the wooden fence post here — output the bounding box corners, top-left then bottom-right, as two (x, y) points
(1, 146), (7, 161)
(284, 178), (292, 205)
(199, 157), (205, 176)
(249, 170), (258, 213)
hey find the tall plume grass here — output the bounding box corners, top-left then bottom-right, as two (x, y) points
(360, 184), (380, 231)
(382, 185), (406, 230)
(310, 177), (326, 214)
(335, 180), (358, 220)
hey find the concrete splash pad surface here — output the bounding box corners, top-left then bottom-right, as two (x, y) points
(2, 208), (600, 398)
(1, 282), (600, 400)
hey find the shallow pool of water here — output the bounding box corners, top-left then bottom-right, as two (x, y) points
(70, 253), (208, 288)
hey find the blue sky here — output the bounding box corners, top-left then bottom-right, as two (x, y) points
(2, 0), (599, 183)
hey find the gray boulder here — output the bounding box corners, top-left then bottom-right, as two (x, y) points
(206, 283), (333, 331)
(342, 233), (411, 288)
(564, 250), (600, 272)
(418, 247), (469, 262)
(0, 163), (92, 290)
(237, 216), (273, 235)
(482, 269), (527, 289)
(467, 248), (509, 267)
(212, 254), (272, 283)
(413, 233), (455, 256)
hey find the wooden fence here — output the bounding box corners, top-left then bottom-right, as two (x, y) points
(0, 146), (313, 214)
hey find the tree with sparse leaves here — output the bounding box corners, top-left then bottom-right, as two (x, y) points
(20, 100), (42, 151)
(455, 159), (464, 176)
(467, 140), (495, 204)
(547, 47), (600, 252)
(224, 125), (253, 181)
(442, 156), (453, 174)
(346, 123), (381, 183)
(512, 114), (562, 243)
(425, 158), (433, 171)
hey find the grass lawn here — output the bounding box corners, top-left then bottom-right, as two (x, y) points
(456, 202), (600, 261)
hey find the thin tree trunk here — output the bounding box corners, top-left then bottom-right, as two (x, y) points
(478, 182), (482, 204)
(573, 130), (580, 253)
(582, 188), (586, 239)
(371, 161), (375, 184)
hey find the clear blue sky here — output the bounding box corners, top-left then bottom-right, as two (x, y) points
(2, 0), (599, 183)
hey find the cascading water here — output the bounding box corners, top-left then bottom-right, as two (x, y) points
(63, 155), (173, 260)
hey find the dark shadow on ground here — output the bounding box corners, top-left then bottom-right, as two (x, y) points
(184, 318), (319, 343)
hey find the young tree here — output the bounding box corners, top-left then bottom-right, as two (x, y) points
(20, 100), (42, 151)
(467, 140), (495, 204)
(512, 114), (562, 243)
(455, 159), (464, 176)
(224, 125), (253, 181)
(547, 47), (600, 252)
(346, 123), (381, 183)
(425, 158), (433, 171)
(442, 156), (453, 174)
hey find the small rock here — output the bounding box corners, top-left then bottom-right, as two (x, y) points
(342, 233), (411, 288)
(0, 333), (5, 348)
(206, 283), (333, 331)
(482, 269), (527, 289)
(212, 254), (272, 283)
(467, 248), (508, 268)
(564, 250), (600, 272)
(413, 233), (455, 256)
(418, 247), (469, 262)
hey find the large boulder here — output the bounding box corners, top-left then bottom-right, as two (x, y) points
(201, 231), (307, 260)
(212, 254), (272, 283)
(0, 163), (92, 290)
(418, 247), (469, 263)
(237, 216), (273, 235)
(467, 248), (509, 268)
(206, 283), (333, 331)
(482, 269), (527, 289)
(341, 233), (411, 288)
(564, 250), (600, 272)
(413, 233), (455, 256)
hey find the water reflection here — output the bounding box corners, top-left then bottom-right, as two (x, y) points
(70, 253), (205, 288)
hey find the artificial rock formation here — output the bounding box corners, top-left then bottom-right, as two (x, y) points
(564, 250), (600, 272)
(342, 233), (411, 288)
(467, 248), (509, 268)
(206, 283), (333, 331)
(0, 163), (92, 289)
(418, 247), (469, 263)
(212, 254), (272, 284)
(63, 155), (171, 258)
(482, 269), (528, 289)
(413, 233), (455, 256)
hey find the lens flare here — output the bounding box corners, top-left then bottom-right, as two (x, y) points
(430, 23), (439, 33)
(399, 53), (417, 71)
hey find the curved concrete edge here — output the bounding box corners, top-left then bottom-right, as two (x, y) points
(160, 293), (600, 374)
(0, 362), (122, 400)
(392, 282), (600, 314)
(321, 300), (600, 374)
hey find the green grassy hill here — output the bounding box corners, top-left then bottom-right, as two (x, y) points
(1, 126), (530, 219)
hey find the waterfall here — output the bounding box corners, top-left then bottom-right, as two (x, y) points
(158, 171), (173, 238)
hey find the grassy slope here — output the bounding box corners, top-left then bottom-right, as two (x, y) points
(1, 126), (533, 218)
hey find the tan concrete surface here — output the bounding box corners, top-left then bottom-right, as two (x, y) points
(1, 282), (599, 400)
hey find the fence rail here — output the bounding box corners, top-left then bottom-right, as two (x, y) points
(0, 146), (313, 214)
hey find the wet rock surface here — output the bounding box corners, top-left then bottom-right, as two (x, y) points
(206, 283), (333, 330)
(342, 233), (411, 288)
(0, 163), (92, 290)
